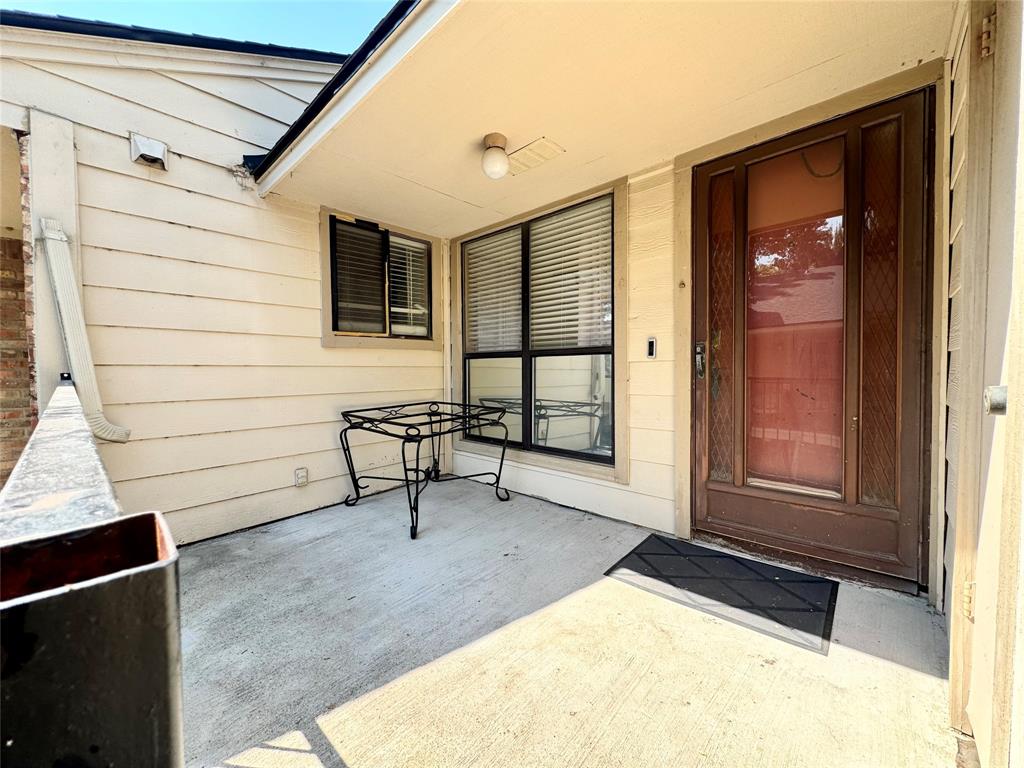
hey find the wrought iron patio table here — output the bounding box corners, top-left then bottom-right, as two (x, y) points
(339, 401), (511, 539)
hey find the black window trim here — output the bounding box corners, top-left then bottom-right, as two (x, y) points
(461, 193), (615, 466)
(329, 215), (433, 341)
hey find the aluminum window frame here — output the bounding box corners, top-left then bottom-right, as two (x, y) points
(329, 215), (433, 340)
(461, 194), (615, 465)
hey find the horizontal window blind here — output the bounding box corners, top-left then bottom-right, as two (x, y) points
(529, 196), (612, 350)
(464, 228), (522, 352)
(389, 235), (430, 337)
(334, 220), (386, 334)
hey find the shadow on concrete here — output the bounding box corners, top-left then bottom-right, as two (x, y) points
(180, 479), (948, 767)
(180, 479), (647, 767)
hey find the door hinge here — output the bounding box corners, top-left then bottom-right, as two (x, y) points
(962, 580), (976, 620)
(981, 12), (996, 58)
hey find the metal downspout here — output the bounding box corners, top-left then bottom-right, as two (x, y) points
(40, 218), (130, 443)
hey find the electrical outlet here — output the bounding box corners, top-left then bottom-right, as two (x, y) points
(294, 467), (309, 487)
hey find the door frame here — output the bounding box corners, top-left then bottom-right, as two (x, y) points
(689, 91), (930, 583)
(672, 61), (950, 601)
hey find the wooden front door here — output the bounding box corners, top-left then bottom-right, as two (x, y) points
(693, 91), (929, 584)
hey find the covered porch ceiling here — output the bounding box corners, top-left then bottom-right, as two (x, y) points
(262, 1), (955, 239)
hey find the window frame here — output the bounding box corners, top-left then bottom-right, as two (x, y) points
(318, 206), (442, 350)
(329, 216), (432, 339)
(461, 193), (617, 466)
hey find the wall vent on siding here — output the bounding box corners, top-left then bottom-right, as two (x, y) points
(129, 133), (168, 171)
(509, 137), (565, 176)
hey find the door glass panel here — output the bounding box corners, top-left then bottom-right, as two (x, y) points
(745, 137), (845, 495)
(533, 354), (612, 457)
(860, 119), (901, 507)
(466, 358), (522, 442)
(708, 172), (735, 482)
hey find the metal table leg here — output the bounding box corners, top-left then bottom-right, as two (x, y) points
(340, 425), (365, 507)
(433, 419), (510, 501)
(492, 421), (511, 501)
(401, 437), (429, 539)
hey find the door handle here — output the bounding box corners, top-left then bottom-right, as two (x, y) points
(695, 342), (706, 380)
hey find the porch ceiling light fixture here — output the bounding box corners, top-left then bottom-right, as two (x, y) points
(481, 133), (509, 180)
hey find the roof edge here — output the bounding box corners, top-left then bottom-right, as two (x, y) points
(0, 9), (348, 64)
(252, 0), (420, 181)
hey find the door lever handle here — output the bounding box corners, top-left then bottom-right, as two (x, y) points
(695, 342), (706, 380)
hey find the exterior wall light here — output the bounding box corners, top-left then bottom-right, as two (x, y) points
(481, 132), (509, 179)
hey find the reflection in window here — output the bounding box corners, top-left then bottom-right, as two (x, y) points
(466, 358), (522, 442)
(533, 355), (612, 457)
(462, 194), (614, 463)
(746, 137), (845, 495)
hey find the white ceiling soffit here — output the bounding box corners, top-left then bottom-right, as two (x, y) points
(256, 0), (459, 195)
(269, 1), (954, 239)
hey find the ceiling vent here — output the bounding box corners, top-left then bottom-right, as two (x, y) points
(508, 137), (565, 176)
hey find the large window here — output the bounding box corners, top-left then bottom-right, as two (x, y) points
(329, 216), (431, 338)
(462, 195), (614, 463)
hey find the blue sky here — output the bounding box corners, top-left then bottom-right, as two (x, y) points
(1, 1), (394, 55)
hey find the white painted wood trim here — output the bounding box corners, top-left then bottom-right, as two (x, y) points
(1, 100), (27, 130)
(929, 59), (953, 612)
(950, 0), (996, 735)
(441, 238), (454, 474)
(257, 0), (457, 195)
(673, 164), (693, 539)
(26, 109), (76, 412)
(0, 26), (340, 78)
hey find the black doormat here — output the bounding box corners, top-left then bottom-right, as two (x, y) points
(606, 534), (839, 653)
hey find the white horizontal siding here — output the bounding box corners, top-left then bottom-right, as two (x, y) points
(104, 388), (441, 441)
(256, 77), (326, 101)
(454, 167), (678, 534)
(1, 32), (444, 542)
(80, 208), (319, 278)
(25, 60), (290, 148)
(164, 72), (310, 125)
(1, 58), (263, 166)
(0, 26), (339, 79)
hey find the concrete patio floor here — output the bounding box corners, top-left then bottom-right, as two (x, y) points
(180, 479), (957, 768)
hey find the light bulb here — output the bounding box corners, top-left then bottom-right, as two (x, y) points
(482, 145), (509, 179)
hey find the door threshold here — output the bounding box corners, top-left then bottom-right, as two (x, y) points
(691, 531), (922, 595)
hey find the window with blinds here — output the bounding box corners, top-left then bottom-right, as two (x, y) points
(530, 196), (612, 350)
(462, 193), (614, 463)
(389, 235), (430, 337)
(330, 217), (431, 338)
(464, 228), (522, 352)
(333, 222), (386, 333)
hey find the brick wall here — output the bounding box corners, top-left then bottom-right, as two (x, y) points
(1, 135), (34, 487)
